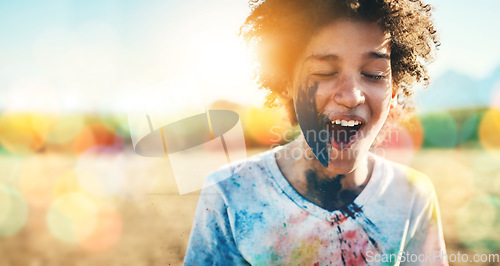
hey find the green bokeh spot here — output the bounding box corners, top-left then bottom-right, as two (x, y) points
(420, 112), (458, 148)
(456, 195), (500, 252)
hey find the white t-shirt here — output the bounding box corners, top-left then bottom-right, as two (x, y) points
(184, 146), (447, 265)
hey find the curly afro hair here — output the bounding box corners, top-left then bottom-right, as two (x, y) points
(240, 0), (439, 125)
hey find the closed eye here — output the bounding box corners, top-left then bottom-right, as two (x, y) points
(362, 73), (387, 80)
(313, 72), (338, 78)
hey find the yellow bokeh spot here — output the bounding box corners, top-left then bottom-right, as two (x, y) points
(53, 170), (82, 197)
(46, 192), (98, 243)
(0, 113), (48, 154)
(45, 114), (85, 144)
(404, 166), (433, 192)
(479, 109), (500, 155)
(0, 184), (29, 237)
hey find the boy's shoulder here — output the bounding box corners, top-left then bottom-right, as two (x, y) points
(373, 153), (437, 202)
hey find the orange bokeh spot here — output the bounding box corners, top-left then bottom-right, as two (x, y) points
(81, 207), (122, 252)
(244, 107), (291, 146)
(400, 115), (424, 151)
(73, 122), (123, 154)
(479, 109), (500, 151)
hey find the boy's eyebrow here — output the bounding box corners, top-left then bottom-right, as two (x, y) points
(367, 51), (390, 60)
(304, 53), (340, 62)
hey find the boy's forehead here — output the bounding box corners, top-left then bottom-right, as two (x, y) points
(298, 21), (392, 63)
(308, 20), (389, 47)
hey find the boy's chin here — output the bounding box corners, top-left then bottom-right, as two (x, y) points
(326, 149), (368, 173)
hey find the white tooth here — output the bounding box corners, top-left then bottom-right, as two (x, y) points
(354, 121), (359, 126)
(340, 120), (348, 126)
(347, 120), (355, 127)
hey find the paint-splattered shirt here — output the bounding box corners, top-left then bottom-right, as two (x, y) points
(184, 146), (447, 265)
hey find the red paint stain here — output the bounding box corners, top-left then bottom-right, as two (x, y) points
(343, 230), (357, 240)
(341, 230), (376, 265)
(288, 211), (310, 225)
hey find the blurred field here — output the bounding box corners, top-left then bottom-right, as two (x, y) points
(410, 148), (500, 265)
(0, 107), (499, 265)
(1, 147), (499, 265)
(0, 147), (263, 266)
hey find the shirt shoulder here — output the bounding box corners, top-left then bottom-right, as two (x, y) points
(373, 154), (436, 201)
(368, 154), (438, 232)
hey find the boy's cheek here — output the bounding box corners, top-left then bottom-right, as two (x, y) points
(293, 80), (331, 168)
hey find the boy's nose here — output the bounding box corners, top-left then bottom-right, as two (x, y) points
(333, 75), (365, 109)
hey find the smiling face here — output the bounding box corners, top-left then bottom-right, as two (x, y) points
(291, 19), (396, 174)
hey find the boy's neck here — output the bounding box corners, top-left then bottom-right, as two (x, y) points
(275, 137), (374, 212)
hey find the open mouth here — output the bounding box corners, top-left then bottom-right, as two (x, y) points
(328, 119), (363, 148)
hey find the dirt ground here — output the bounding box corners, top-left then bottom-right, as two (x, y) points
(0, 147), (499, 265)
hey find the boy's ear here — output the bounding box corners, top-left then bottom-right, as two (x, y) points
(391, 84), (398, 108)
(281, 84), (294, 100)
(391, 83), (398, 99)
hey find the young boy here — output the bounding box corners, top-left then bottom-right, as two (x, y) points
(184, 0), (447, 265)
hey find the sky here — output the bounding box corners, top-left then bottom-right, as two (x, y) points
(426, 0), (500, 78)
(0, 0), (499, 113)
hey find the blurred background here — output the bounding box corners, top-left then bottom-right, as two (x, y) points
(0, 0), (499, 265)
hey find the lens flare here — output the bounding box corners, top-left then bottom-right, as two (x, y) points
(46, 192), (98, 244)
(244, 107), (290, 146)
